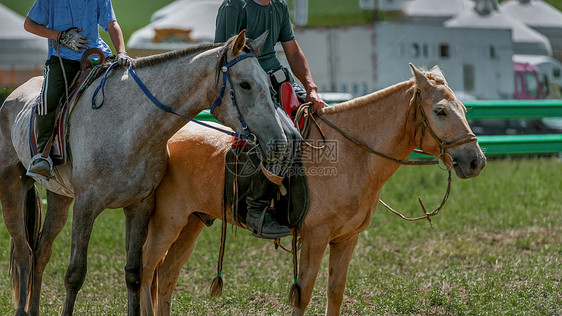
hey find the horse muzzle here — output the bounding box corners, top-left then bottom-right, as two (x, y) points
(450, 149), (486, 179)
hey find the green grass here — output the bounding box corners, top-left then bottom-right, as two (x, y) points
(0, 157), (561, 314)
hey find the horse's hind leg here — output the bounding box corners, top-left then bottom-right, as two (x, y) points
(29, 191), (73, 316)
(156, 215), (205, 316)
(141, 209), (202, 316)
(0, 163), (37, 316)
(325, 234), (359, 316)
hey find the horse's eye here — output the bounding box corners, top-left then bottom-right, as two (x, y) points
(434, 107), (446, 116)
(240, 82), (251, 90)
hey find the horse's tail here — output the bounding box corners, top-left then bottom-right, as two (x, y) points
(9, 185), (43, 307)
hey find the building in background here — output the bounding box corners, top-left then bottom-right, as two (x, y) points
(124, 0), (562, 99)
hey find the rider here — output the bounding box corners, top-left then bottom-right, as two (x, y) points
(24, 0), (133, 179)
(215, 0), (325, 238)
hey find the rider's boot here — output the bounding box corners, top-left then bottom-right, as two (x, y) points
(27, 111), (56, 179)
(246, 168), (291, 239)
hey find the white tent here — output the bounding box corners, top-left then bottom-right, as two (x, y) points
(402, 0), (474, 24)
(0, 4), (46, 69)
(127, 0), (221, 57)
(500, 0), (562, 61)
(500, 0), (562, 28)
(444, 0), (552, 56)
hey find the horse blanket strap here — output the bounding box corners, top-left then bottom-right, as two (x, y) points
(91, 62), (249, 140)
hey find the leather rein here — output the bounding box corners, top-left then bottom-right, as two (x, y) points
(297, 89), (478, 227)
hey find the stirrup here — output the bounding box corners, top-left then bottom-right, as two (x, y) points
(26, 154), (53, 181)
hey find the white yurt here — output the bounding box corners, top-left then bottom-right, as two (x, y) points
(444, 0), (552, 56)
(127, 0), (221, 57)
(500, 0), (562, 61)
(402, 0), (474, 25)
(0, 4), (47, 86)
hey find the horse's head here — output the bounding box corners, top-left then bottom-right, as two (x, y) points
(212, 30), (287, 162)
(409, 63), (486, 178)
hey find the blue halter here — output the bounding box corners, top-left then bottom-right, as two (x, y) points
(92, 52), (257, 141)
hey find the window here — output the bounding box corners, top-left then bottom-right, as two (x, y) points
(515, 73), (522, 95)
(490, 45), (497, 59)
(554, 68), (560, 79)
(439, 44), (450, 58)
(463, 64), (475, 92)
(524, 72), (539, 98)
(412, 43), (420, 58)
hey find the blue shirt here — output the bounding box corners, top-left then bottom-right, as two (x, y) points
(27, 0), (116, 61)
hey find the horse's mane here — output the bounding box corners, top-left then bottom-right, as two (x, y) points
(322, 68), (449, 115)
(322, 79), (415, 114)
(132, 43), (222, 69)
(132, 35), (256, 77)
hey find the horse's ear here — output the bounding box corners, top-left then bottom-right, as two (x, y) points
(250, 30), (269, 53)
(232, 30), (247, 56)
(430, 65), (448, 84)
(409, 63), (431, 90)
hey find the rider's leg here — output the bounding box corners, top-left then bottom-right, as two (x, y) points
(245, 107), (301, 239)
(27, 57), (79, 178)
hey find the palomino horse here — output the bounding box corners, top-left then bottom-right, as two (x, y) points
(139, 64), (486, 315)
(0, 31), (287, 315)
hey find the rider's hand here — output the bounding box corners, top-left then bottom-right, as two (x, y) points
(116, 52), (133, 67)
(58, 28), (89, 53)
(306, 89), (325, 113)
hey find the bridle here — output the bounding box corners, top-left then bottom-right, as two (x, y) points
(304, 87), (479, 227)
(210, 52), (258, 144)
(91, 49), (258, 143)
(413, 89), (478, 169)
(313, 88), (477, 168)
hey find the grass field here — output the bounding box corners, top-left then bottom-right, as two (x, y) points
(0, 157), (560, 315)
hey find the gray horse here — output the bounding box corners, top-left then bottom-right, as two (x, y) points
(0, 31), (286, 315)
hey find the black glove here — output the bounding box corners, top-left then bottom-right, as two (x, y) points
(59, 27), (88, 53)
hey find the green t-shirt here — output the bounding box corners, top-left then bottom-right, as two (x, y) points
(215, 0), (295, 72)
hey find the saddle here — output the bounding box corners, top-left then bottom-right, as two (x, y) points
(29, 48), (110, 165)
(222, 83), (309, 229)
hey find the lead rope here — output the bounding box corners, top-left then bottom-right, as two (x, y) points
(210, 191), (228, 297)
(288, 228), (301, 307)
(379, 169), (452, 229)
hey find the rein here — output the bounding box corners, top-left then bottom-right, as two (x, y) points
(299, 88), (478, 227)
(91, 52), (258, 141)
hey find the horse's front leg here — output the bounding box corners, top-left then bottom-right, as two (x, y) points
(61, 194), (105, 316)
(291, 231), (330, 316)
(156, 214), (206, 316)
(326, 234), (359, 316)
(124, 194), (155, 316)
(29, 191), (73, 316)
